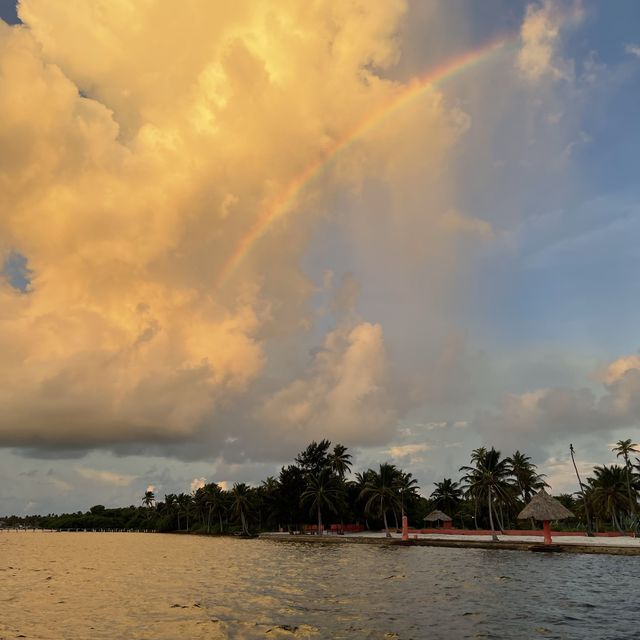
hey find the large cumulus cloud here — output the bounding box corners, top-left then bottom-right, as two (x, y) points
(0, 1), (474, 455)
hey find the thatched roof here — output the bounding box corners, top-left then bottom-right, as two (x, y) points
(424, 509), (452, 522)
(517, 488), (574, 521)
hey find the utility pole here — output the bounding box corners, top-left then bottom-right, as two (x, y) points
(569, 443), (594, 537)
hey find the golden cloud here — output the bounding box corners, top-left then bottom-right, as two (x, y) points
(0, 2), (482, 453)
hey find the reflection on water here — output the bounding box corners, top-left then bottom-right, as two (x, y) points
(1, 532), (638, 639)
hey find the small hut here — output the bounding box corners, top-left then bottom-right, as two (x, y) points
(424, 509), (453, 529)
(518, 488), (574, 544)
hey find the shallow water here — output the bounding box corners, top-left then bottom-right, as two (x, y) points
(1, 532), (638, 639)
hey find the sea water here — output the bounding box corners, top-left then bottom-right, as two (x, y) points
(1, 531), (638, 639)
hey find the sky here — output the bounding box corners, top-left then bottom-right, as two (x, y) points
(1, 0), (640, 516)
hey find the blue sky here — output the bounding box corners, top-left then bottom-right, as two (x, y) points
(1, 0), (639, 515)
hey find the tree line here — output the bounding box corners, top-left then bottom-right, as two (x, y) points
(2, 439), (638, 535)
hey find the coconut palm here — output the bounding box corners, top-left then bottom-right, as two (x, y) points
(588, 465), (631, 531)
(351, 469), (376, 529)
(569, 443), (594, 535)
(329, 444), (353, 479)
(230, 483), (253, 535)
(505, 451), (547, 502)
(176, 493), (192, 531)
(300, 468), (343, 534)
(460, 447), (513, 540)
(431, 478), (463, 515)
(612, 439), (639, 515)
(142, 490), (155, 509)
(394, 471), (419, 518)
(193, 486), (209, 530)
(463, 447), (487, 527)
(210, 484), (228, 533)
(198, 483), (224, 533)
(164, 493), (179, 529)
(258, 476), (280, 531)
(359, 463), (400, 537)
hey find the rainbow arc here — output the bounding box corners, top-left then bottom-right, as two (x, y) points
(216, 35), (512, 289)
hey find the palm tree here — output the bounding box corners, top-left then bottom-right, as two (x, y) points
(193, 486), (208, 530)
(588, 465), (631, 531)
(394, 471), (419, 518)
(569, 443), (594, 536)
(329, 444), (352, 479)
(164, 493), (178, 529)
(431, 478), (463, 515)
(359, 463), (400, 537)
(211, 484), (227, 533)
(612, 439), (639, 515)
(259, 476), (280, 531)
(176, 493), (192, 531)
(199, 483), (224, 533)
(460, 447), (513, 541)
(300, 468), (342, 534)
(230, 483), (253, 536)
(142, 490), (155, 509)
(351, 470), (376, 529)
(506, 451), (547, 502)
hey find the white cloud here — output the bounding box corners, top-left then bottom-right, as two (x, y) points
(543, 455), (600, 494)
(190, 477), (206, 493)
(517, 0), (584, 83)
(76, 467), (137, 487)
(625, 44), (640, 58)
(49, 477), (74, 492)
(387, 443), (432, 464)
(598, 354), (640, 385)
(474, 352), (640, 451)
(0, 1), (472, 458)
(259, 319), (396, 447)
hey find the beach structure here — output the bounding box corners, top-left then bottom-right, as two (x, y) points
(424, 510), (453, 529)
(518, 488), (574, 544)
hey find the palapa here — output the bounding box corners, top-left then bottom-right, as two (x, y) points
(424, 509), (453, 522)
(517, 488), (574, 521)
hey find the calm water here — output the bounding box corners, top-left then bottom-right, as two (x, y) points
(1, 532), (638, 639)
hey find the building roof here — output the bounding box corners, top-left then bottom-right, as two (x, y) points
(424, 509), (453, 522)
(517, 488), (574, 521)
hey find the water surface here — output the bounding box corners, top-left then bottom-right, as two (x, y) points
(1, 532), (638, 639)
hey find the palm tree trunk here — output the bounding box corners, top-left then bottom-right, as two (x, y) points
(317, 504), (322, 536)
(473, 497), (479, 529)
(612, 509), (624, 533)
(240, 509), (248, 535)
(625, 457), (636, 515)
(219, 511), (224, 534)
(383, 510), (391, 538)
(487, 490), (498, 541)
(570, 444), (594, 536)
(496, 502), (505, 532)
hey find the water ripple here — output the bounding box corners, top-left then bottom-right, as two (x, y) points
(1, 532), (639, 639)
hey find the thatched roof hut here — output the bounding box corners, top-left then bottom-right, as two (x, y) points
(517, 488), (574, 521)
(424, 509), (453, 523)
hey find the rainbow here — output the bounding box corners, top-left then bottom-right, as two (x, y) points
(216, 34), (513, 289)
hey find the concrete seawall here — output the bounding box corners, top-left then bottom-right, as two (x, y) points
(259, 532), (640, 556)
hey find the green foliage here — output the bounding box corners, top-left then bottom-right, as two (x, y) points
(5, 437), (640, 537)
